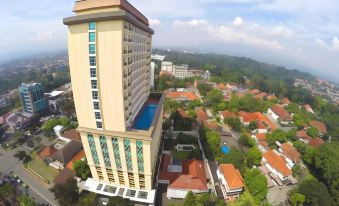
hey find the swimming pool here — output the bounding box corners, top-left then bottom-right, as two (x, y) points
(221, 145), (230, 154)
(132, 103), (158, 130)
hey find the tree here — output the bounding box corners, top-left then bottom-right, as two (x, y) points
(290, 193), (305, 206)
(224, 117), (242, 132)
(238, 134), (255, 148)
(14, 151), (28, 161)
(50, 178), (79, 206)
(307, 126), (319, 138)
(216, 147), (246, 174)
(245, 169), (268, 204)
(162, 119), (171, 130)
(313, 142), (339, 203)
(73, 160), (91, 181)
(292, 165), (301, 177)
(249, 121), (258, 131)
(41, 118), (60, 137)
(298, 179), (335, 206)
(60, 116), (71, 127)
(107, 196), (133, 206)
(20, 195), (37, 206)
(246, 147), (262, 168)
(183, 191), (196, 206)
(205, 89), (223, 106)
(0, 183), (15, 198)
(266, 129), (288, 149)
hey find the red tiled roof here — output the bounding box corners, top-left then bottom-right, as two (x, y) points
(256, 133), (267, 141)
(297, 130), (325, 147)
(303, 104), (314, 113)
(167, 91), (199, 101)
(280, 143), (301, 163)
(309, 121), (327, 134)
(195, 107), (208, 122)
(66, 150), (85, 170)
(239, 112), (277, 131)
(169, 159), (208, 190)
(267, 95), (277, 101)
(281, 98), (291, 105)
(250, 89), (260, 95)
(0, 112), (11, 125)
(39, 146), (57, 159)
(270, 105), (291, 120)
(219, 110), (237, 119)
(63, 130), (81, 141)
(263, 150), (291, 177)
(239, 111), (258, 123)
(205, 122), (219, 130)
(216, 83), (227, 90)
(219, 164), (244, 189)
(255, 92), (268, 99)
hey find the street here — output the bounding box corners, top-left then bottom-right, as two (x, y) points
(0, 143), (58, 206)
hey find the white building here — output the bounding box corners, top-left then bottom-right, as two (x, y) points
(150, 62), (155, 87)
(161, 61), (173, 73)
(151, 54), (166, 61)
(173, 64), (188, 79)
(0, 97), (8, 108)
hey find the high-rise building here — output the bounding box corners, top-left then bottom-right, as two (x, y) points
(63, 0), (164, 203)
(173, 64), (189, 79)
(150, 62), (155, 88)
(18, 83), (47, 114)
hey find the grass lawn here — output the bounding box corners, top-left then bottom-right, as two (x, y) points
(28, 158), (59, 183)
(171, 150), (191, 160)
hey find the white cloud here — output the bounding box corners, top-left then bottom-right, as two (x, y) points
(149, 19), (161, 26)
(173, 19), (209, 27)
(233, 17), (245, 26)
(332, 37), (339, 51)
(271, 26), (293, 38)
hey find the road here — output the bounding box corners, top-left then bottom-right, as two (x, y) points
(0, 143), (58, 206)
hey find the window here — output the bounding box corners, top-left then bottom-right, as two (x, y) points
(90, 57), (96, 66)
(89, 32), (96, 42)
(91, 80), (98, 89)
(89, 44), (96, 54)
(136, 140), (144, 173)
(124, 139), (133, 172)
(89, 21), (96, 30)
(92, 91), (98, 99)
(112, 138), (122, 169)
(99, 136), (111, 167)
(96, 121), (102, 129)
(90, 68), (96, 78)
(93, 102), (100, 110)
(95, 112), (101, 120)
(87, 134), (99, 165)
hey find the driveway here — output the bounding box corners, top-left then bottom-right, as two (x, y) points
(0, 143), (58, 206)
(267, 185), (296, 206)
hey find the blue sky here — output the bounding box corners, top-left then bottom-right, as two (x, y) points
(1, 0), (339, 82)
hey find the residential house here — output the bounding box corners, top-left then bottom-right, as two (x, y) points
(278, 142), (301, 169)
(303, 104), (315, 114)
(249, 89), (260, 95)
(219, 110), (236, 122)
(217, 164), (244, 201)
(267, 105), (292, 125)
(296, 130), (324, 147)
(262, 150), (295, 186)
(159, 154), (209, 199)
(267, 95), (278, 101)
(309, 120), (327, 135)
(6, 112), (33, 131)
(255, 92), (268, 100)
(281, 98), (291, 106)
(167, 90), (199, 102)
(239, 111), (276, 132)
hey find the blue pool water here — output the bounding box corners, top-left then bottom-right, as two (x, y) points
(221, 145), (230, 154)
(133, 104), (158, 130)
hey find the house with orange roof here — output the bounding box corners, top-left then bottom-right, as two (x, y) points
(262, 150), (294, 185)
(159, 154), (208, 199)
(267, 104), (292, 125)
(167, 91), (199, 102)
(297, 130), (325, 147)
(254, 133), (266, 142)
(66, 149), (85, 170)
(278, 142), (301, 169)
(267, 95), (278, 101)
(309, 120), (327, 135)
(249, 89), (260, 95)
(255, 92), (268, 100)
(219, 110), (237, 122)
(217, 164), (244, 201)
(258, 141), (270, 153)
(281, 98), (291, 106)
(216, 83), (227, 91)
(239, 111), (277, 132)
(303, 104), (315, 114)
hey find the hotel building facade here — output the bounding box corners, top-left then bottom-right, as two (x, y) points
(63, 0), (163, 203)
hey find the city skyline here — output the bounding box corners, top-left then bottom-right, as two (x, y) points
(0, 0), (339, 82)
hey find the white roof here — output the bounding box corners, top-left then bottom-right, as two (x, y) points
(49, 91), (64, 97)
(54, 125), (64, 131)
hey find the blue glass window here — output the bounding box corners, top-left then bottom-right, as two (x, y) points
(91, 80), (97, 89)
(89, 32), (96, 42)
(87, 134), (99, 165)
(89, 44), (96, 54)
(124, 139), (133, 172)
(99, 136), (111, 167)
(136, 140), (144, 173)
(89, 21), (96, 30)
(112, 138), (122, 169)
(90, 68), (96, 78)
(90, 56), (96, 66)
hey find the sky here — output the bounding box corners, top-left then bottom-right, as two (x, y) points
(0, 0), (339, 82)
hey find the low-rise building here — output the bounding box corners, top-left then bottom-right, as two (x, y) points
(296, 130), (324, 147)
(239, 111), (276, 132)
(219, 110), (237, 122)
(217, 164), (244, 201)
(267, 105), (292, 125)
(161, 61), (173, 73)
(45, 90), (67, 113)
(262, 150), (296, 186)
(0, 96), (8, 108)
(167, 90), (199, 102)
(303, 104), (315, 114)
(278, 142), (301, 169)
(151, 54), (166, 61)
(309, 120), (327, 135)
(6, 112), (33, 131)
(281, 98), (291, 106)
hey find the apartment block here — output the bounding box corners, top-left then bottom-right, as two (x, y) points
(18, 83), (47, 115)
(63, 0), (163, 204)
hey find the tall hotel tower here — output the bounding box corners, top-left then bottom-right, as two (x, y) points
(63, 0), (164, 203)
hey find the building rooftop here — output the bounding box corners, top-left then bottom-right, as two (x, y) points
(256, 133), (267, 141)
(219, 110), (237, 119)
(73, 0), (149, 25)
(167, 91), (199, 101)
(270, 105), (291, 120)
(219, 164), (244, 189)
(263, 150), (291, 177)
(280, 143), (301, 163)
(309, 120), (327, 134)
